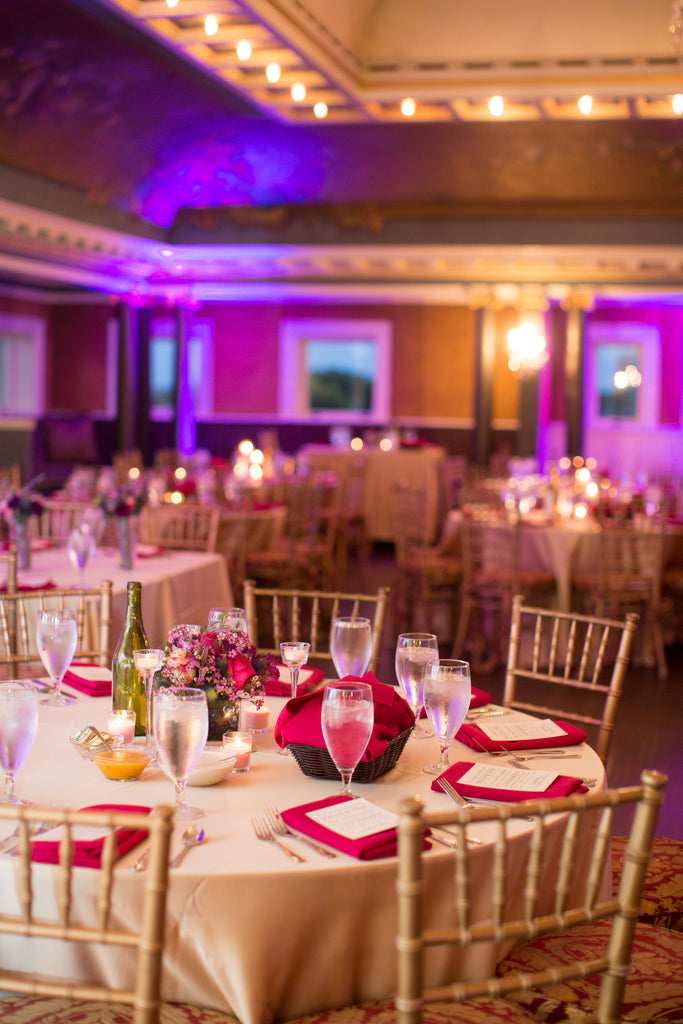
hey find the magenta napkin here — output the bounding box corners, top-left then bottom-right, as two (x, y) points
(455, 719), (587, 753)
(274, 672), (415, 757)
(419, 685), (492, 719)
(281, 795), (431, 860)
(31, 804), (151, 868)
(63, 663), (112, 697)
(432, 762), (587, 802)
(265, 664), (325, 697)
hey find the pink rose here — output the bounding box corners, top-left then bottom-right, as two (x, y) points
(229, 654), (255, 688)
(166, 647), (194, 684)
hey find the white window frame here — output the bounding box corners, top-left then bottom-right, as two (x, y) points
(149, 318), (214, 421)
(584, 321), (660, 430)
(278, 318), (392, 423)
(0, 313), (46, 416)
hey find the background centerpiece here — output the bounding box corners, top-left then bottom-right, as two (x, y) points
(1, 481), (44, 569)
(156, 624), (277, 741)
(96, 485), (145, 569)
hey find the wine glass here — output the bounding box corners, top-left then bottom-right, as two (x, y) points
(330, 617), (372, 678)
(422, 659), (471, 775)
(67, 525), (94, 584)
(153, 688), (208, 821)
(321, 681), (374, 797)
(207, 607), (247, 634)
(278, 641), (310, 757)
(36, 609), (78, 706)
(133, 648), (165, 758)
(0, 685), (38, 805)
(395, 632), (439, 739)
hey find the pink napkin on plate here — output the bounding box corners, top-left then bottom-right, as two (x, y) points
(31, 804), (151, 868)
(455, 719), (586, 753)
(432, 761), (587, 801)
(136, 544), (164, 558)
(63, 663), (112, 697)
(274, 672), (415, 757)
(265, 664), (325, 697)
(281, 795), (431, 860)
(419, 685), (492, 718)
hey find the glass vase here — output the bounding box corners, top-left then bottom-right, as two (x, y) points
(118, 517), (133, 570)
(13, 520), (31, 571)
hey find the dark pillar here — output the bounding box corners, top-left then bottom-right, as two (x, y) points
(566, 305), (587, 458)
(116, 303), (138, 454)
(517, 373), (540, 458)
(473, 306), (496, 467)
(137, 307), (153, 465)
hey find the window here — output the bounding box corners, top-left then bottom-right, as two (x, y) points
(585, 322), (660, 429)
(278, 319), (392, 422)
(149, 319), (214, 420)
(0, 314), (46, 416)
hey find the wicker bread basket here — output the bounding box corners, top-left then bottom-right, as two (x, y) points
(288, 727), (412, 783)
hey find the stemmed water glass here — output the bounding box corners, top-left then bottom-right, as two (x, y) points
(0, 685), (38, 805)
(422, 659), (471, 775)
(153, 688), (208, 821)
(207, 607), (247, 633)
(395, 632), (439, 739)
(278, 641), (310, 757)
(330, 617), (372, 678)
(321, 681), (374, 797)
(36, 609), (78, 706)
(133, 648), (165, 758)
(67, 525), (94, 585)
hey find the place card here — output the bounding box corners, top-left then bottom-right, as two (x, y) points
(457, 763), (559, 792)
(307, 798), (399, 840)
(476, 715), (567, 742)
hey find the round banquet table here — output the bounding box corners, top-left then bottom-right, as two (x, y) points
(0, 689), (607, 1024)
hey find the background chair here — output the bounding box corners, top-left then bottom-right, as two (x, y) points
(32, 500), (92, 544)
(397, 769), (675, 1024)
(243, 578), (390, 676)
(0, 548), (18, 593)
(502, 594), (639, 764)
(0, 580), (113, 677)
(139, 505), (220, 553)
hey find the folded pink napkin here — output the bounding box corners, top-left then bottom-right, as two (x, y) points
(432, 762), (587, 801)
(281, 795), (431, 860)
(419, 685), (492, 718)
(31, 804), (151, 868)
(1, 577), (56, 593)
(455, 719), (586, 753)
(136, 544), (164, 558)
(274, 673), (415, 758)
(63, 664), (112, 697)
(265, 664), (325, 697)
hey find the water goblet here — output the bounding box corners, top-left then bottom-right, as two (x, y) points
(321, 681), (374, 797)
(36, 609), (78, 706)
(422, 659), (471, 775)
(153, 688), (208, 821)
(278, 641), (310, 757)
(67, 525), (94, 584)
(0, 685), (38, 805)
(133, 648), (165, 758)
(395, 632), (438, 739)
(207, 607), (247, 634)
(330, 617), (372, 678)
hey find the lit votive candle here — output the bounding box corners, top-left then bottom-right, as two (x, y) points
(222, 730), (252, 772)
(240, 699), (270, 733)
(107, 708), (136, 745)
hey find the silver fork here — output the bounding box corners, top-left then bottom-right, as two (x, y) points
(251, 816), (305, 863)
(441, 778), (534, 821)
(265, 807), (336, 857)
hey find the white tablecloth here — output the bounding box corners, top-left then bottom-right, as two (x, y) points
(0, 692), (606, 1024)
(12, 546), (233, 648)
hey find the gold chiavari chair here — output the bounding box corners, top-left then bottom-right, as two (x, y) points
(0, 548), (18, 593)
(396, 769), (670, 1024)
(32, 500), (92, 544)
(503, 594), (639, 765)
(0, 580), (113, 677)
(243, 578), (390, 677)
(138, 505), (220, 553)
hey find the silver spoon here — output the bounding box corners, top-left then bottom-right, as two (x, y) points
(169, 825), (205, 868)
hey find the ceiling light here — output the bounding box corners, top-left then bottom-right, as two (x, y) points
(204, 14), (218, 36)
(400, 98), (416, 117)
(578, 94), (593, 115)
(488, 95), (504, 116)
(673, 93), (683, 114)
(291, 82), (306, 102)
(314, 102), (328, 119)
(236, 39), (252, 61)
(165, 0), (178, 7)
(266, 62), (281, 83)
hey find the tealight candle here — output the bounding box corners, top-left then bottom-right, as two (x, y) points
(222, 730), (252, 772)
(240, 699), (269, 733)
(107, 708), (136, 745)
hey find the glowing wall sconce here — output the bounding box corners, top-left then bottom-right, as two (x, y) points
(507, 322), (549, 375)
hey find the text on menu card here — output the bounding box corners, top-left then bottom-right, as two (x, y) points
(476, 715), (567, 742)
(457, 764), (559, 791)
(307, 799), (399, 840)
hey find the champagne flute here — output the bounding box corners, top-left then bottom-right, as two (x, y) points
(36, 609), (78, 706)
(133, 648), (165, 758)
(0, 685), (38, 805)
(278, 641), (310, 757)
(422, 659), (471, 775)
(321, 681), (374, 797)
(67, 525), (94, 585)
(395, 632), (438, 738)
(207, 607), (247, 634)
(330, 617), (372, 678)
(153, 688), (208, 821)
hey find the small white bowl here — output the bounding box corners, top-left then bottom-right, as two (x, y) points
(187, 749), (237, 787)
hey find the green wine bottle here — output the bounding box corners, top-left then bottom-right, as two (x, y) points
(112, 581), (149, 736)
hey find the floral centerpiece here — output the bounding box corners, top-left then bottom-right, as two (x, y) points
(0, 481), (44, 569)
(156, 624), (279, 740)
(96, 485), (145, 569)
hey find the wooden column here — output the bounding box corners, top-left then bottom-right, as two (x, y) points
(473, 305), (496, 467)
(565, 302), (588, 458)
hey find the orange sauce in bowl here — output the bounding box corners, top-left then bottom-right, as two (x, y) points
(94, 749), (151, 781)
